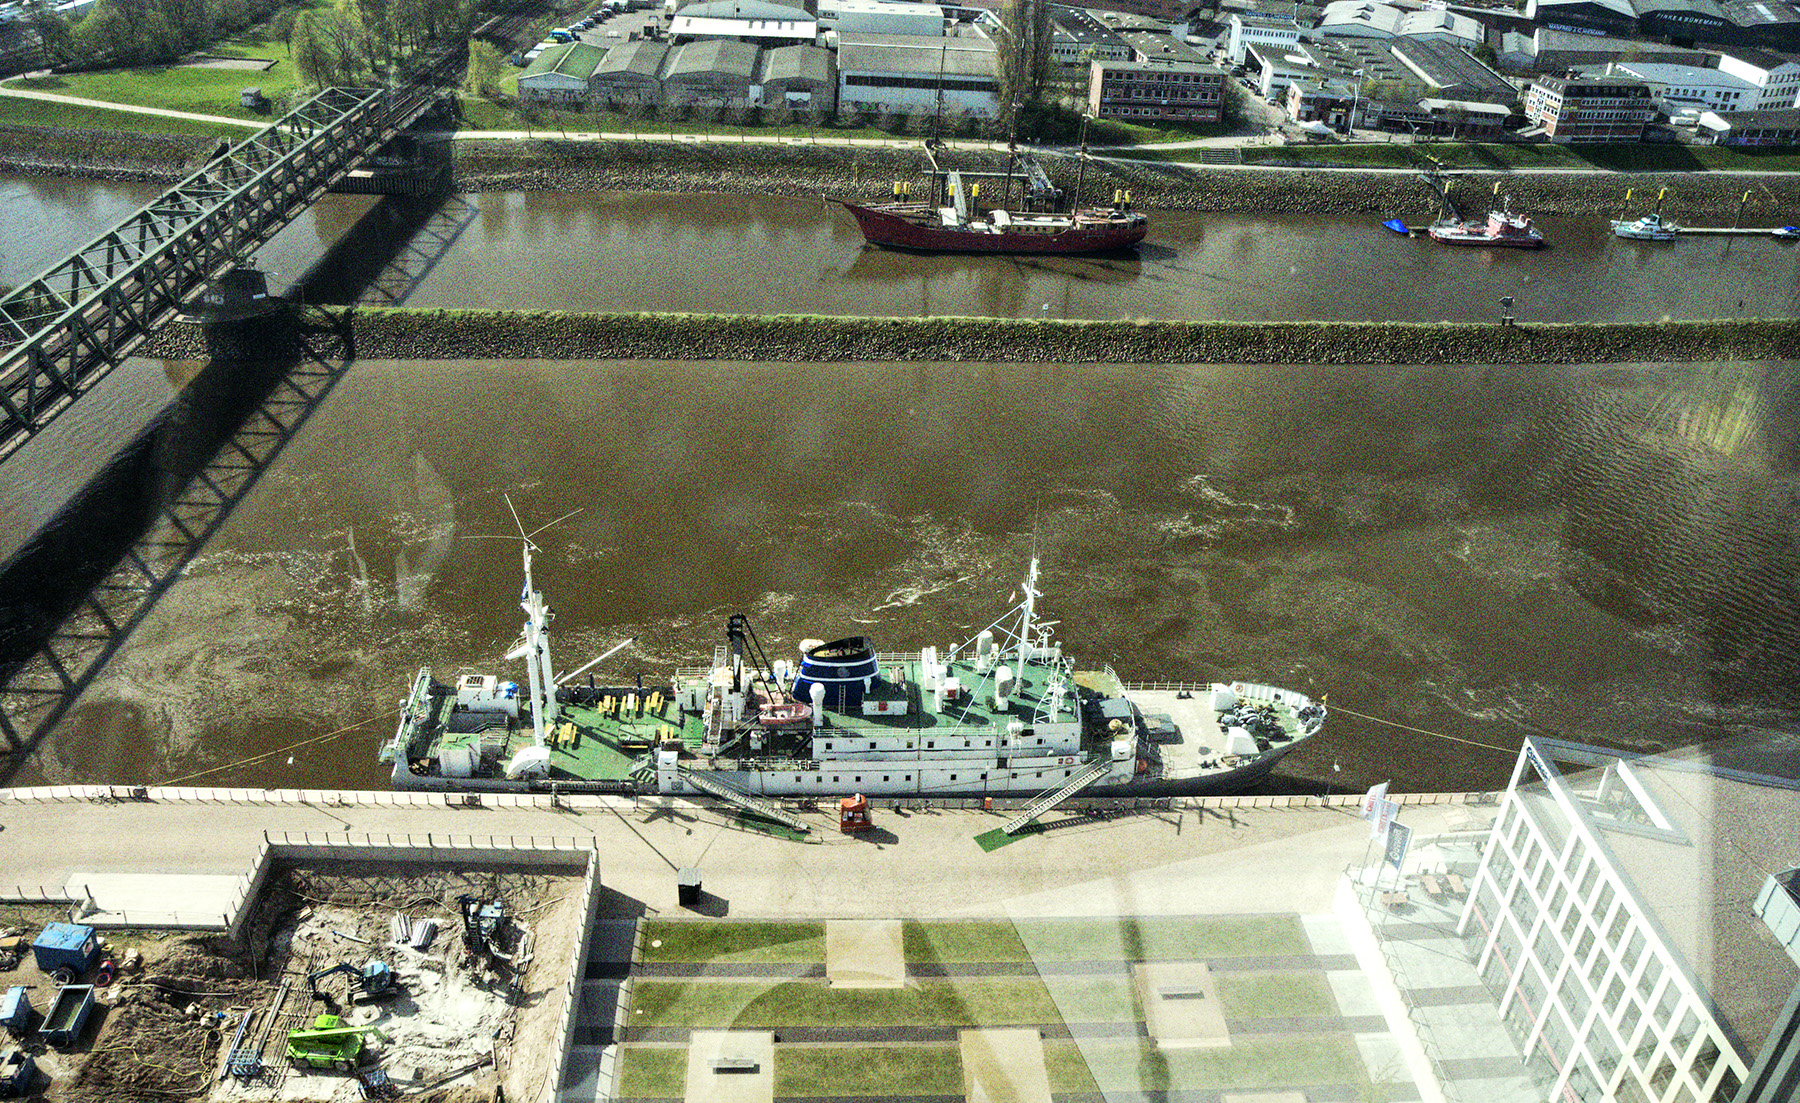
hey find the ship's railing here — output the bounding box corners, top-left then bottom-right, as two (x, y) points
(1120, 680), (1215, 694)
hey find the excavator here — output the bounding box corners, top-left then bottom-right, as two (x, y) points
(306, 960), (395, 1007)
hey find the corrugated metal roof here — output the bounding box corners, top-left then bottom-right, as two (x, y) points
(664, 37), (763, 78)
(520, 41), (605, 81)
(762, 43), (835, 83)
(836, 31), (995, 76)
(676, 0), (811, 19)
(598, 40), (671, 77)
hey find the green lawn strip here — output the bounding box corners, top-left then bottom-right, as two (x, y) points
(903, 920), (1029, 963)
(640, 920), (823, 964)
(0, 96), (240, 137)
(1215, 971), (1338, 1019)
(15, 61), (297, 123)
(776, 1045), (964, 1097)
(902, 915), (1307, 964)
(615, 1045), (686, 1098)
(629, 975), (1136, 1028)
(1044, 1039), (1102, 1093)
(1063, 1035), (1373, 1092)
(1014, 915), (1308, 961)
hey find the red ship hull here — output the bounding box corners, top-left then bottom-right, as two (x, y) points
(840, 201), (1148, 255)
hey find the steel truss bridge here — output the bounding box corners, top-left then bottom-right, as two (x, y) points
(0, 74), (448, 464)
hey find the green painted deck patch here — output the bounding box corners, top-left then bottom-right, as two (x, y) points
(733, 812), (811, 842)
(974, 823), (1040, 851)
(641, 921), (824, 964)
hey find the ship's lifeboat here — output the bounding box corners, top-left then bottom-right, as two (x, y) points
(759, 701), (814, 728)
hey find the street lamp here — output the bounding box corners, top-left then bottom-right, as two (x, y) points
(1347, 68), (1364, 140)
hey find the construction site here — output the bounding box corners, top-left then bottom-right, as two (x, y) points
(0, 846), (597, 1103)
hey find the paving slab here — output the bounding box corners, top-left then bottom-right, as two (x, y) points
(959, 1027), (1051, 1103)
(1325, 970), (1382, 1018)
(1353, 1032), (1417, 1095)
(1221, 1093), (1310, 1103)
(65, 871), (244, 926)
(1300, 914), (1352, 956)
(825, 918), (905, 988)
(683, 1030), (773, 1103)
(1134, 961), (1230, 1049)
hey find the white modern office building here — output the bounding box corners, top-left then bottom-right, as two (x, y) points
(1716, 48), (1800, 110)
(1457, 736), (1800, 1103)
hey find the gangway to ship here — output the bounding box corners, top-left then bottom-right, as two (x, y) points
(1001, 758), (1114, 835)
(675, 766), (811, 834)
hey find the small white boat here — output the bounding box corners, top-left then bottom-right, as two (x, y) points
(1612, 212), (1680, 241)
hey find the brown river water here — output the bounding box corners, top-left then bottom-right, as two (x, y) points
(3, 177), (1799, 795)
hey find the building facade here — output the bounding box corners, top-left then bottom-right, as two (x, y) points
(1087, 58), (1226, 121)
(1525, 74), (1655, 141)
(1717, 49), (1800, 110)
(1456, 737), (1778, 1103)
(1696, 105), (1800, 142)
(519, 42), (606, 103)
(1226, 11), (1301, 64)
(836, 31), (999, 116)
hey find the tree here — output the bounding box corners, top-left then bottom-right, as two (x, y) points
(992, 0), (1052, 135)
(25, 7), (75, 67)
(465, 39), (507, 97)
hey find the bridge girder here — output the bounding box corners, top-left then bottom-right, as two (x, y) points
(0, 76), (447, 464)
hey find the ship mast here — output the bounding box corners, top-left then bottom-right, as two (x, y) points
(1072, 114), (1091, 217)
(515, 541), (559, 747)
(1016, 557), (1040, 669)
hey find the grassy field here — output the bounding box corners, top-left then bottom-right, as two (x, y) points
(1216, 971), (1339, 1019)
(12, 45), (300, 124)
(630, 975), (1141, 1029)
(0, 95), (243, 137)
(640, 921), (824, 964)
(617, 1036), (1393, 1100)
(900, 915), (1307, 963)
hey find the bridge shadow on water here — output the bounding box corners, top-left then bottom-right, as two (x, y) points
(0, 184), (466, 776)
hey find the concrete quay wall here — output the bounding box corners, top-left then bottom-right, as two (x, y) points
(139, 308), (1800, 365)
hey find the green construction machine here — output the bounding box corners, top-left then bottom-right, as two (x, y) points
(285, 1014), (390, 1071)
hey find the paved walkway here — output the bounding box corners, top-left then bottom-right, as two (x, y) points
(1349, 836), (1541, 1103)
(0, 81), (265, 128)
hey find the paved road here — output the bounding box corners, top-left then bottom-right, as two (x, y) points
(0, 793), (1473, 919)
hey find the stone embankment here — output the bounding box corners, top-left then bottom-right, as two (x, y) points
(139, 307), (1800, 365)
(0, 123), (213, 182)
(452, 138), (1800, 218)
(10, 125), (1800, 218)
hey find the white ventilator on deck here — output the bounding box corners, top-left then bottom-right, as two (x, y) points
(504, 542), (559, 747)
(994, 666), (1014, 711)
(506, 746), (551, 779)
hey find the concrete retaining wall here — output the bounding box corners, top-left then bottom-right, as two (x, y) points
(138, 308), (1800, 365)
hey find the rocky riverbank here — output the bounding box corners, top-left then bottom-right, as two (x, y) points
(449, 138), (1800, 218)
(139, 306), (1800, 365)
(9, 125), (1798, 218)
(0, 123), (213, 182)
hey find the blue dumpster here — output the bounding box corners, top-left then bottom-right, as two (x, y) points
(0, 989), (29, 1037)
(37, 985), (93, 1049)
(30, 924), (98, 978)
